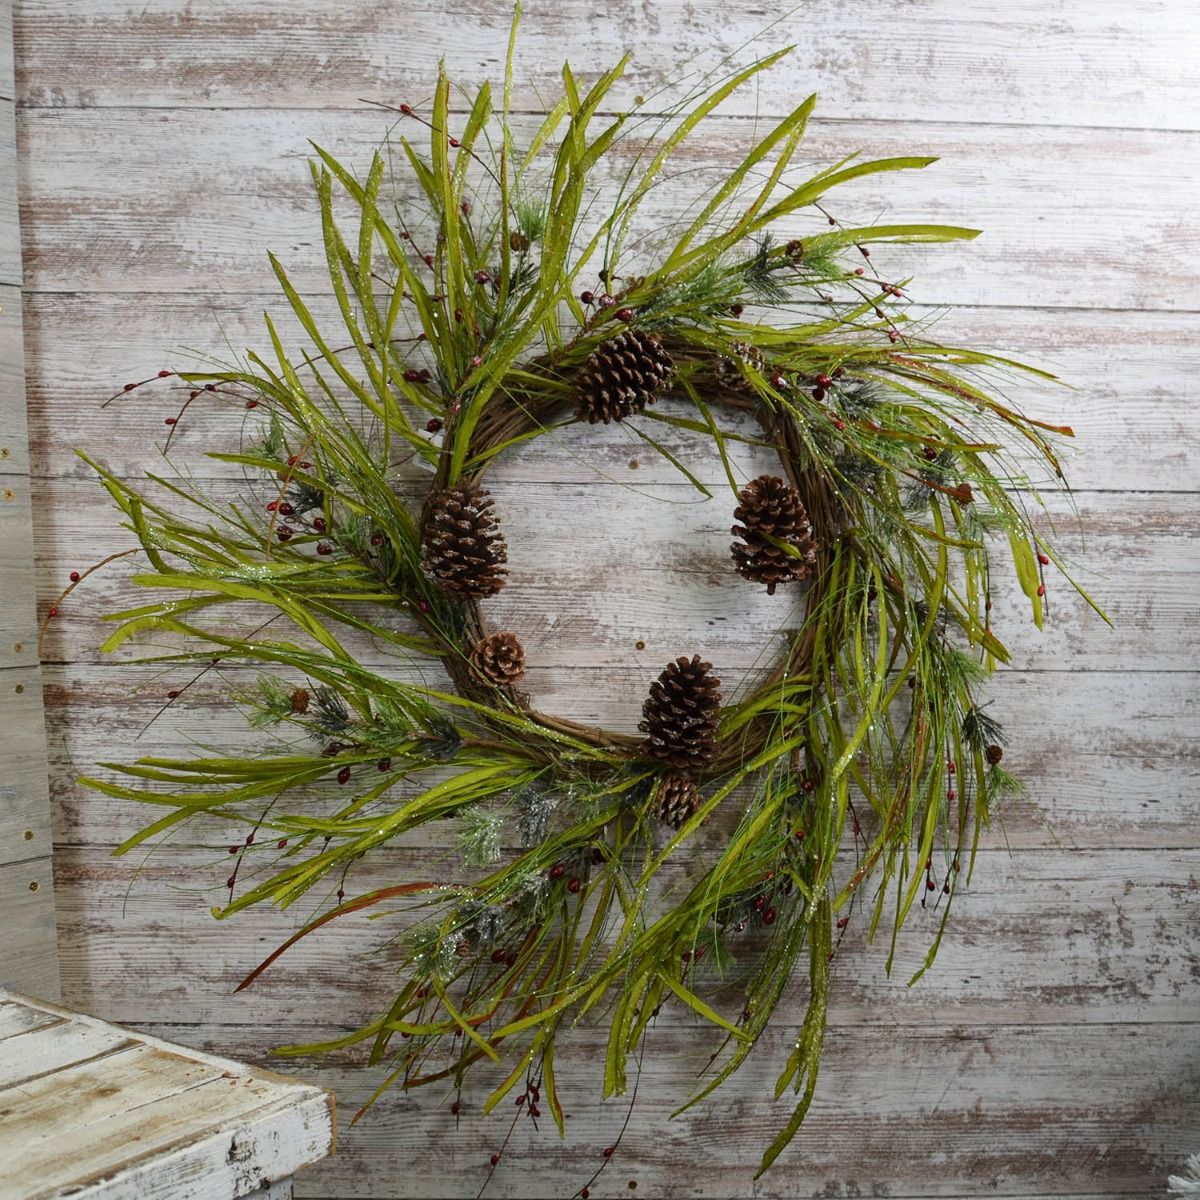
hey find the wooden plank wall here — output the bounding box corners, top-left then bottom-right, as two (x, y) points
(11, 2), (1199, 1197)
(0, 0), (58, 1001)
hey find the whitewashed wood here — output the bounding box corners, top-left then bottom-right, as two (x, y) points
(0, 98), (18, 287)
(19, 295), (1199, 494)
(14, 108), (1200, 311)
(0, 1017), (132, 1086)
(28, 476), (1196, 673)
(38, 663), (1200, 851)
(0, 857), (58, 998)
(0, 0), (12, 102)
(12, 2), (1199, 1197)
(13, 0), (1200, 133)
(0, 481), (41, 667)
(0, 283), (30, 479)
(47, 844), (1200, 1032)
(0, 990), (334, 1200)
(0, 996), (60, 1039)
(125, 1019), (1197, 1200)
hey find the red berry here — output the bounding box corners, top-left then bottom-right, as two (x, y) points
(246, 400), (258, 409)
(801, 778), (816, 793)
(279, 502), (294, 516)
(794, 829), (806, 842)
(948, 789), (956, 801)
(424, 254), (434, 267)
(164, 417), (176, 426)
(1037, 583), (1047, 597)
(811, 386), (826, 402)
(860, 246), (870, 257)
(157, 369), (171, 378)
(491, 948), (506, 963)
(549, 863), (565, 880)
(69, 571), (80, 582)
(854, 267), (865, 276)
(771, 372), (788, 390)
(833, 418), (846, 431)
(470, 355), (483, 367)
(204, 383), (216, 392)
(277, 838), (288, 848)
(763, 906), (777, 925)
(312, 517), (326, 533)
(123, 383), (136, 392)
(516, 1094), (525, 1105)
(403, 369), (422, 382)
(837, 916), (849, 929)
(580, 290), (594, 304)
(277, 527), (292, 541)
(426, 418), (443, 433)
(926, 879), (936, 891)
(616, 307), (634, 322)
(597, 293), (615, 308)
(336, 889), (345, 901)
(399, 103), (413, 115)
(948, 760), (957, 774)
(888, 331), (899, 343)
(228, 846), (238, 855)
(378, 758), (391, 772)
(316, 542), (333, 555)
(370, 533), (384, 546)
(266, 500), (278, 512)
(530, 1104), (540, 1117)
(226, 875), (236, 888)
(473, 269), (490, 284)
(582, 1190), (590, 1199)
(337, 766), (351, 784)
(816, 373), (833, 388)
(1037, 552), (1050, 565)
(730, 303), (744, 317)
(531, 1085), (540, 1101)
(47, 606), (58, 618)
(167, 689), (180, 699)
(753, 896), (765, 912)
(450, 1100), (460, 1114)
(568, 877), (581, 893)
(603, 1146), (615, 1158)
(245, 832), (255, 845)
(490, 1154), (500, 1166)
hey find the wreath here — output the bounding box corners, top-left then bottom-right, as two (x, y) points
(70, 19), (1100, 1186)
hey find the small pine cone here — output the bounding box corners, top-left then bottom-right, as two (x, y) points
(986, 743), (1004, 766)
(654, 771), (700, 830)
(421, 483), (508, 598)
(714, 341), (765, 391)
(575, 330), (674, 424)
(731, 474), (818, 595)
(639, 655), (722, 771)
(470, 631), (526, 686)
(289, 687), (310, 715)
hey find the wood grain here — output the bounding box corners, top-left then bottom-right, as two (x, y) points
(20, 295), (1200, 494)
(11, 0), (1200, 1196)
(48, 843), (1200, 1032)
(13, 0), (1200, 132)
(131, 1019), (1200, 1200)
(0, 991), (335, 1200)
(15, 109), (1199, 311)
(0, 857), (58, 998)
(0, 284), (30, 478)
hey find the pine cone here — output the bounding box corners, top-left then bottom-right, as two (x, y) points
(714, 341), (765, 392)
(731, 474), (818, 595)
(470, 631), (526, 686)
(639, 655), (722, 771)
(654, 771), (700, 830)
(421, 483), (508, 598)
(575, 330), (674, 424)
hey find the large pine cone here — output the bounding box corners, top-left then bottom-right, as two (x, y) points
(470, 631), (526, 686)
(731, 474), (818, 595)
(654, 771), (700, 830)
(421, 483), (508, 598)
(639, 655), (722, 771)
(575, 330), (674, 424)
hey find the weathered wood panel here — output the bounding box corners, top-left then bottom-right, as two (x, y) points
(12, 0), (1199, 1196)
(20, 295), (1199, 494)
(13, 0), (1200, 132)
(49, 844), (1200, 1032)
(131, 1019), (1200, 1200)
(0, 284), (30, 479)
(40, 664), (1200, 852)
(0, 991), (335, 1200)
(15, 109), (1200, 310)
(28, 478), (1196, 673)
(0, 856), (57, 997)
(0, 100), (18, 286)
